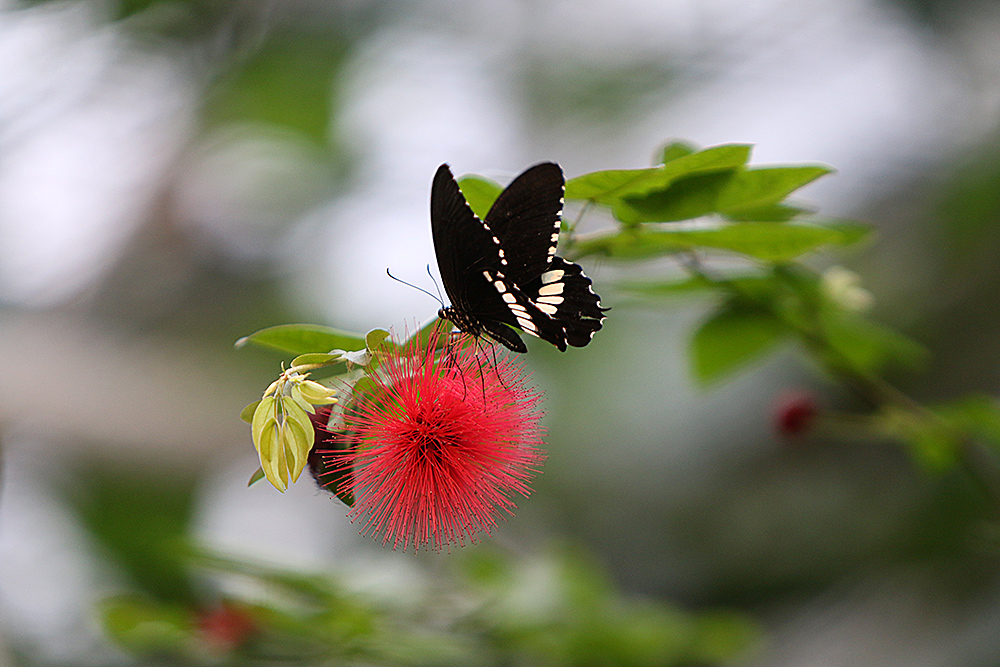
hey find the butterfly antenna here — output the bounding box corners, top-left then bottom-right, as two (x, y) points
(425, 264), (446, 304)
(386, 268), (443, 307)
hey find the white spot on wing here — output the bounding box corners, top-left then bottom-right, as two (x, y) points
(537, 295), (564, 305)
(517, 317), (539, 335)
(541, 270), (564, 284)
(536, 303), (558, 315)
(538, 283), (564, 296)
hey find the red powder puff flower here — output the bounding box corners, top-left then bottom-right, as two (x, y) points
(316, 333), (545, 551)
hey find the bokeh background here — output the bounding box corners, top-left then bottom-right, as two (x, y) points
(3, 0), (1000, 664)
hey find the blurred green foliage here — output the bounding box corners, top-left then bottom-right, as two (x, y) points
(99, 539), (760, 666)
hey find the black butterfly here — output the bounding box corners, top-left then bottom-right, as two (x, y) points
(431, 162), (606, 353)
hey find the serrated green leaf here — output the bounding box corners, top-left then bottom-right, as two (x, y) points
(458, 175), (503, 220)
(574, 222), (866, 262)
(236, 324), (367, 356)
(251, 397), (278, 453)
(565, 144), (752, 203)
(240, 400), (262, 424)
(691, 305), (788, 384)
(291, 352), (343, 367)
(716, 166), (831, 214)
(247, 468), (265, 486)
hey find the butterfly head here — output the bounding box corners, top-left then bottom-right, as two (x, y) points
(438, 306), (473, 334)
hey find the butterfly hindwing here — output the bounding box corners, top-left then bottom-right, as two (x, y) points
(523, 257), (606, 348)
(431, 162), (606, 353)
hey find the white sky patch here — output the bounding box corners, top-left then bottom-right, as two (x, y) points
(301, 29), (524, 330)
(0, 3), (195, 307)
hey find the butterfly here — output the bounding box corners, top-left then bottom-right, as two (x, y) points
(431, 162), (606, 353)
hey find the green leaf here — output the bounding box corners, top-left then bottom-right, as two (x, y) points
(282, 419), (312, 485)
(203, 31), (345, 144)
(289, 384), (314, 414)
(658, 140), (697, 164)
(616, 171), (734, 223)
(290, 352), (344, 368)
(66, 467), (199, 603)
(690, 612), (763, 664)
(691, 305), (788, 384)
(247, 468), (265, 486)
(365, 328), (391, 351)
(240, 400), (262, 424)
(882, 407), (961, 471)
(723, 202), (806, 222)
(821, 311), (928, 375)
(936, 395), (1000, 448)
(565, 144), (752, 203)
(601, 163), (829, 225)
(716, 166), (831, 214)
(619, 276), (718, 297)
(236, 324), (367, 356)
(251, 397), (278, 454)
(280, 397), (315, 485)
(99, 595), (192, 655)
(573, 222), (867, 262)
(458, 175), (503, 220)
(258, 421), (285, 492)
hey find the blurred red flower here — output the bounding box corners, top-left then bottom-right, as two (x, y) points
(774, 390), (819, 437)
(196, 603), (256, 650)
(318, 333), (545, 551)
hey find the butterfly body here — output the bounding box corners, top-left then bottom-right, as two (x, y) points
(431, 162), (606, 352)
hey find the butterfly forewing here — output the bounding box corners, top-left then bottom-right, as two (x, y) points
(431, 164), (525, 350)
(431, 162), (606, 353)
(483, 162), (564, 286)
